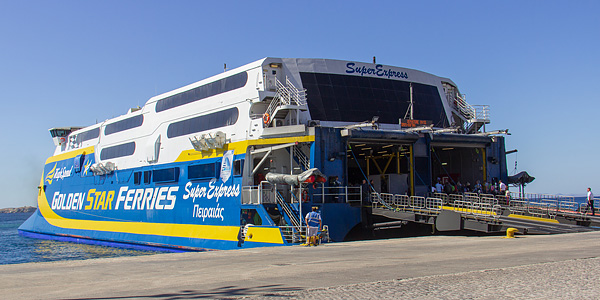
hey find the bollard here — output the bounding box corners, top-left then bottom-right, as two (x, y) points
(505, 227), (519, 238)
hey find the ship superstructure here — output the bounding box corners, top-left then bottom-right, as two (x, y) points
(20, 58), (516, 250)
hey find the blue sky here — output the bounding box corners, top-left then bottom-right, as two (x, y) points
(1, 1), (598, 208)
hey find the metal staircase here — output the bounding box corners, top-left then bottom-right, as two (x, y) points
(275, 190), (302, 233)
(449, 92), (490, 133)
(292, 145), (310, 171)
(263, 77), (308, 127)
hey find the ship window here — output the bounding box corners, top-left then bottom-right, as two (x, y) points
(134, 172), (142, 185)
(143, 171), (151, 184)
(153, 167), (179, 183)
(104, 115), (144, 135)
(166, 107), (239, 139)
(50, 129), (71, 137)
(188, 162), (218, 180)
(299, 72), (448, 127)
(76, 128), (100, 143)
(155, 72), (248, 113)
(233, 159), (243, 176)
(241, 209), (262, 225)
(100, 142), (136, 160)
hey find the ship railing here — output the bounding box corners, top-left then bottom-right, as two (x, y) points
(464, 193), (480, 204)
(472, 105), (490, 122)
(559, 201), (580, 216)
(241, 186), (261, 204)
(480, 196), (499, 206)
(374, 191), (505, 218)
(293, 145), (311, 171)
(241, 182), (279, 204)
(284, 76), (307, 106)
(411, 196), (426, 210)
(579, 198), (599, 215)
(392, 194), (410, 210)
(313, 186), (362, 204)
(432, 193), (449, 204)
(448, 194), (463, 205)
(378, 194), (441, 214)
(508, 200), (528, 215)
(449, 199), (500, 220)
(278, 225), (305, 244)
(510, 192), (574, 203)
(509, 192), (583, 216)
(540, 199), (559, 217)
(526, 202), (545, 218)
(495, 194), (510, 205)
(464, 192), (479, 198)
(263, 77), (307, 127)
(455, 93), (476, 120)
(426, 197), (443, 212)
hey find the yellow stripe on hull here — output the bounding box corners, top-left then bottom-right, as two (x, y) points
(36, 136), (317, 246)
(36, 177), (284, 245)
(45, 146), (95, 164)
(175, 135), (315, 162)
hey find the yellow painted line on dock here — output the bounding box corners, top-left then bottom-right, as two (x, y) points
(441, 206), (497, 215)
(507, 214), (559, 223)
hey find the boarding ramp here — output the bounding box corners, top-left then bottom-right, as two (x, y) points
(369, 190), (598, 234)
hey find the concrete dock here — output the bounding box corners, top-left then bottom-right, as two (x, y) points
(2, 231), (600, 299)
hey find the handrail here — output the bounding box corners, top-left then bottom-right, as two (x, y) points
(472, 105), (490, 121)
(293, 145), (310, 171)
(264, 77), (307, 127)
(455, 93), (476, 119)
(313, 186), (362, 204)
(275, 190), (302, 232)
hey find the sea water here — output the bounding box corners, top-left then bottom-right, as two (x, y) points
(0, 212), (159, 265)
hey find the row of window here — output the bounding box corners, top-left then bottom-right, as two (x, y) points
(95, 106), (240, 161)
(72, 105), (239, 149)
(167, 107), (239, 139)
(104, 115), (144, 135)
(155, 72), (248, 113)
(133, 167), (180, 184)
(100, 142), (136, 160)
(69, 71), (246, 144)
(72, 114), (143, 144)
(132, 160), (243, 185)
(74, 127), (100, 144)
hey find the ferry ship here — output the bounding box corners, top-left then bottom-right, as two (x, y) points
(19, 57), (514, 251)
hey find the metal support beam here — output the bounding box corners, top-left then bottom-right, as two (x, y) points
(382, 155), (394, 174)
(251, 149), (272, 177)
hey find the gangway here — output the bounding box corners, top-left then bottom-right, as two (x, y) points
(368, 190), (599, 234)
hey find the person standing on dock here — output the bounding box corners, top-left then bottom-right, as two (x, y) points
(305, 207), (322, 246)
(435, 178), (443, 193)
(584, 187), (595, 216)
(362, 179), (371, 204)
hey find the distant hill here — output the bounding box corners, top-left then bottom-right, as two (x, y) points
(0, 206), (37, 214)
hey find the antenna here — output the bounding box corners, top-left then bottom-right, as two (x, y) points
(403, 83), (414, 120)
(224, 63), (227, 72)
(373, 56), (376, 64)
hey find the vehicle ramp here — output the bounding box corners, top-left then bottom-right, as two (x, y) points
(369, 192), (599, 235)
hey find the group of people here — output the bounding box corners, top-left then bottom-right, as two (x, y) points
(432, 178), (509, 196)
